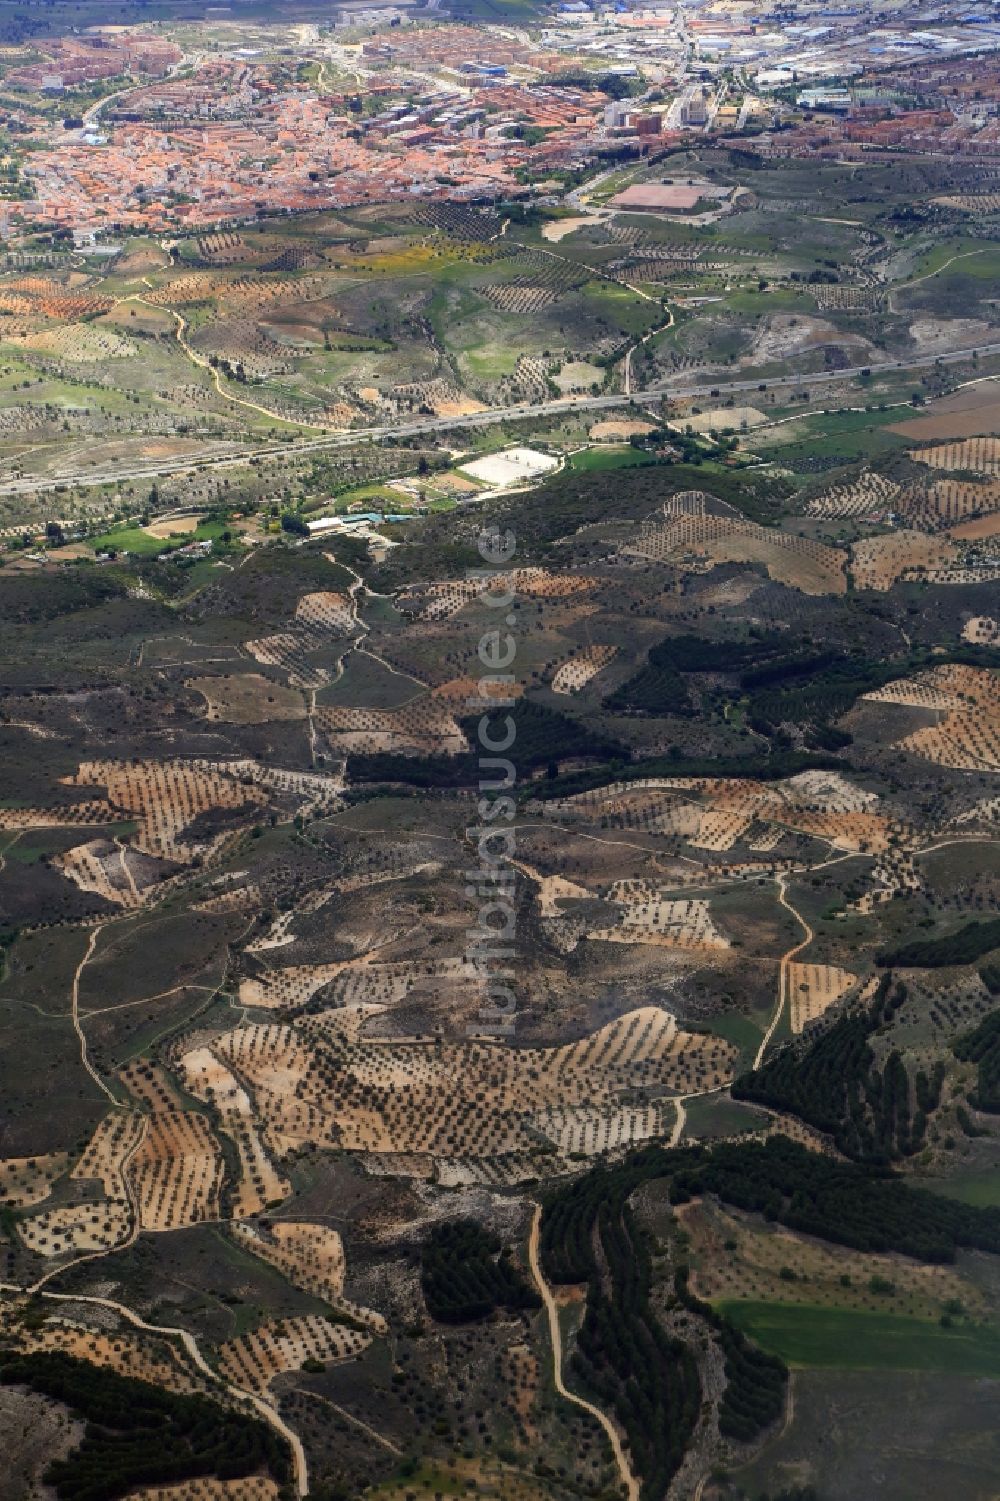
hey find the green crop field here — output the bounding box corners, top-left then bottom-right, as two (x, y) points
(721, 1302), (1000, 1377)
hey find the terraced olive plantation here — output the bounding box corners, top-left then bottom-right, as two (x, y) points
(2, 139), (1000, 1501)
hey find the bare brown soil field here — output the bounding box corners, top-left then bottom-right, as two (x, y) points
(890, 382), (1000, 442)
(144, 516), (201, 539)
(949, 513), (1000, 540)
(589, 419), (656, 441)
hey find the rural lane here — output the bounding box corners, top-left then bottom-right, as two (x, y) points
(527, 1203), (641, 1501)
(0, 1281), (310, 1496)
(753, 874), (814, 1069)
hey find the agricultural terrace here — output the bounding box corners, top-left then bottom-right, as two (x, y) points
(864, 665), (1000, 772)
(177, 1009), (739, 1183)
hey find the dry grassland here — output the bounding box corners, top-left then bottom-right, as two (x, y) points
(230, 1222), (386, 1330)
(8, 325), (136, 361)
(314, 699), (468, 757)
(683, 405), (766, 433)
(187, 674), (306, 725)
(681, 1198), (983, 1320)
(244, 859), (437, 954)
(621, 513), (846, 595)
(371, 1457), (553, 1501)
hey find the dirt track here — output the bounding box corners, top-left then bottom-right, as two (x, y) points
(527, 1203), (640, 1501)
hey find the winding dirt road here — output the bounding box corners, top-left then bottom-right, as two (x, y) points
(70, 924), (118, 1106)
(753, 874), (814, 1069)
(527, 1203), (640, 1501)
(0, 1281), (309, 1495)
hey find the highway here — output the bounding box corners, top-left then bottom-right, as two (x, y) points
(5, 340), (1000, 500)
